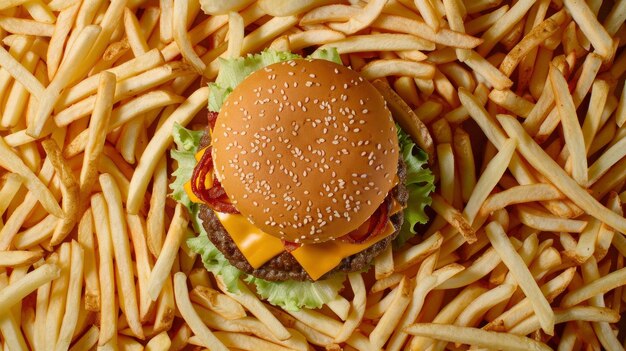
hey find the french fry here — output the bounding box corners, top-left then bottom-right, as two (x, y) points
(497, 114), (626, 234)
(406, 284), (486, 350)
(586, 136), (626, 186)
(154, 274), (176, 332)
(463, 50), (513, 90)
(0, 173), (23, 218)
(486, 267), (576, 331)
(488, 89), (535, 118)
(57, 48), (163, 109)
(0, 263), (59, 318)
(369, 275), (411, 350)
(124, 8), (149, 56)
(481, 184), (563, 214)
(517, 205), (587, 233)
(582, 80), (609, 152)
(374, 245), (394, 280)
(439, 62), (476, 91)
(173, 0), (205, 72)
(148, 204), (188, 300)
(614, 81), (626, 128)
(326, 0), (386, 35)
(0, 138), (62, 218)
(499, 10), (567, 76)
(12, 215), (60, 250)
(372, 79), (435, 160)
(0, 273), (29, 351)
(216, 276), (291, 340)
(55, 241), (84, 351)
(508, 306), (620, 336)
(431, 194), (476, 243)
(47, 2), (80, 80)
(549, 64), (588, 185)
(190, 285), (246, 320)
(333, 273), (365, 343)
(477, 0), (536, 56)
(79, 71), (115, 211)
(486, 221), (554, 335)
(0, 251), (42, 267)
(455, 284), (517, 327)
(1, 50), (39, 129)
(173, 272), (228, 350)
(443, 0), (467, 62)
(227, 11), (244, 59)
(0, 164), (56, 251)
(415, 99), (444, 124)
(372, 14), (482, 49)
(145, 331), (171, 351)
(54, 62), (194, 127)
(413, 0), (441, 31)
(29, 24), (101, 138)
(319, 33), (434, 54)
(561, 266), (626, 307)
(394, 232), (443, 272)
(147, 156), (167, 257)
(388, 259), (465, 351)
(437, 143), (455, 203)
(563, 0), (613, 58)
(465, 5), (509, 35)
(126, 214), (155, 321)
(287, 29), (345, 51)
(41, 140), (80, 246)
(68, 325), (99, 351)
(261, 0), (336, 16)
(405, 323), (552, 351)
(77, 209), (99, 312)
(90, 194), (116, 346)
(206, 332), (296, 351)
(127, 86), (209, 214)
(464, 138), (516, 224)
(361, 60), (436, 81)
(99, 174), (143, 339)
(0, 16), (54, 36)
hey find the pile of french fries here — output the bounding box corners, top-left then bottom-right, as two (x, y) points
(0, 0), (625, 349)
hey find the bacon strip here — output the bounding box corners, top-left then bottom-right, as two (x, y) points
(191, 146), (239, 214)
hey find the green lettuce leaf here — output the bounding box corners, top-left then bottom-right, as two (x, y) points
(170, 123), (204, 207)
(208, 49), (341, 112)
(395, 126), (435, 247)
(308, 48), (342, 64)
(245, 274), (346, 312)
(187, 234), (244, 292)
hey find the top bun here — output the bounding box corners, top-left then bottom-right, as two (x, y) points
(212, 59), (399, 244)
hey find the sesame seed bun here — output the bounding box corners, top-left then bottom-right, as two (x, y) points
(212, 59), (399, 244)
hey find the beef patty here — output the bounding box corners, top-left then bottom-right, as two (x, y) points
(197, 133), (408, 281)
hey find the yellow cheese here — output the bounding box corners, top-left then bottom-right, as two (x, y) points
(290, 220), (396, 280)
(184, 181), (202, 203)
(390, 198), (404, 215)
(212, 212), (397, 280)
(196, 147), (208, 161)
(214, 212), (284, 269)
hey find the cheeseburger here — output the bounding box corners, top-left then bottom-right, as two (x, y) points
(172, 50), (434, 310)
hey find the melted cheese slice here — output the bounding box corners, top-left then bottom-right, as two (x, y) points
(290, 220), (396, 280)
(214, 212), (284, 269)
(211, 212), (396, 280)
